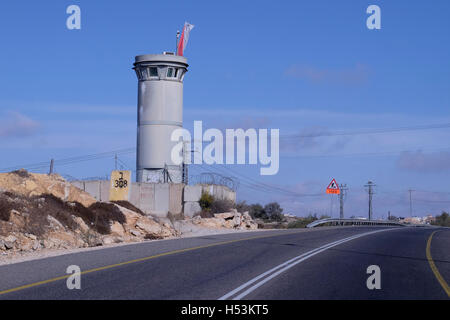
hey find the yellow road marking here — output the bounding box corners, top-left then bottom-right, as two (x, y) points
(0, 230), (307, 296)
(426, 230), (450, 298)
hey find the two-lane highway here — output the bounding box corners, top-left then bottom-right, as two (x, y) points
(0, 226), (448, 299)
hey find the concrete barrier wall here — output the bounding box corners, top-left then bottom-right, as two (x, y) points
(72, 181), (235, 219)
(183, 184), (236, 218)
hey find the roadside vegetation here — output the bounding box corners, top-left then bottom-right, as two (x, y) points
(198, 191), (334, 229)
(431, 212), (450, 227)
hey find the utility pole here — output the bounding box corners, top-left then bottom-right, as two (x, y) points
(365, 181), (376, 220)
(408, 189), (414, 217)
(49, 159), (54, 175)
(339, 184), (348, 219)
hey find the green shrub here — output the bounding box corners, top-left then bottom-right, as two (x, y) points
(199, 191), (214, 212)
(264, 202), (284, 221)
(287, 214), (318, 229)
(431, 212), (450, 227)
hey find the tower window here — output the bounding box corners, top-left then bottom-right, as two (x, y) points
(167, 67), (174, 78)
(149, 67), (158, 77)
(140, 68), (149, 79)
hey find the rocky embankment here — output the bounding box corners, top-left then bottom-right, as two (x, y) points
(191, 210), (258, 230)
(0, 170), (258, 256)
(0, 170), (177, 255)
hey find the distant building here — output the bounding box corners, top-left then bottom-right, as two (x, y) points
(400, 216), (435, 225)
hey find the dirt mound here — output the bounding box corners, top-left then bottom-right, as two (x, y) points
(0, 170), (178, 255)
(0, 169), (96, 207)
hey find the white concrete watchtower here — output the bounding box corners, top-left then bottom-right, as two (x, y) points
(133, 52), (188, 183)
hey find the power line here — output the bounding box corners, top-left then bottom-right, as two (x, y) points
(280, 123), (450, 140)
(0, 148), (135, 172)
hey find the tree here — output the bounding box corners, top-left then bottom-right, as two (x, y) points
(249, 204), (267, 219)
(264, 202), (284, 221)
(432, 212), (450, 227)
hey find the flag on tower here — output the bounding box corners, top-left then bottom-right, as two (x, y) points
(177, 22), (194, 56)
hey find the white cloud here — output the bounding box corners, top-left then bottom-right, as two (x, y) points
(0, 111), (40, 138)
(284, 63), (370, 85)
(397, 150), (450, 172)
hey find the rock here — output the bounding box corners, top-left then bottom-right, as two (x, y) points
(110, 221), (125, 236)
(242, 211), (252, 220)
(9, 210), (26, 228)
(4, 235), (17, 243)
(4, 241), (14, 250)
(136, 220), (161, 235)
(214, 212), (235, 220)
(130, 229), (142, 237)
(72, 216), (90, 234)
(20, 238), (33, 251)
(195, 217), (226, 229)
(102, 236), (115, 245)
(246, 221), (258, 230)
(25, 233), (37, 240)
(0, 240), (5, 250)
(192, 215), (202, 224)
(0, 171), (97, 208)
(47, 215), (64, 230)
(32, 240), (40, 250)
(232, 215), (241, 227)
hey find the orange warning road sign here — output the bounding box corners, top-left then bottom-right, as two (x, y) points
(326, 178), (340, 194)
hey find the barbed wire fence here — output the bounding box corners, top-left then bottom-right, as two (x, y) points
(189, 172), (239, 191)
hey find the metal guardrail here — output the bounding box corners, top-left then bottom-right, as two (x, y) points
(306, 218), (405, 228)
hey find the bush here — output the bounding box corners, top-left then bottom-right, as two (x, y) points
(198, 191), (214, 212)
(210, 199), (235, 214)
(87, 202), (126, 234)
(0, 193), (13, 221)
(236, 201), (250, 213)
(432, 212), (450, 227)
(264, 202), (284, 221)
(287, 215), (318, 229)
(250, 204), (267, 219)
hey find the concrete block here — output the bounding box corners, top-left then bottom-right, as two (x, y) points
(139, 183), (155, 214)
(169, 183), (184, 214)
(128, 183), (141, 209)
(84, 181), (102, 201)
(183, 201), (202, 218)
(99, 181), (110, 202)
(184, 185), (203, 202)
(213, 185), (224, 200)
(154, 183), (169, 214)
(71, 181), (85, 190)
(201, 184), (214, 196)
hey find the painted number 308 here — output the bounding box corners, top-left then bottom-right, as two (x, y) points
(115, 172), (128, 188)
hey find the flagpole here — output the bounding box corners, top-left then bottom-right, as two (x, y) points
(176, 30), (180, 55)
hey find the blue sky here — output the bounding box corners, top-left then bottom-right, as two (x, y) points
(1, 0), (450, 218)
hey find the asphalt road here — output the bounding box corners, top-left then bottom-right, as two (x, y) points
(0, 226), (448, 300)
